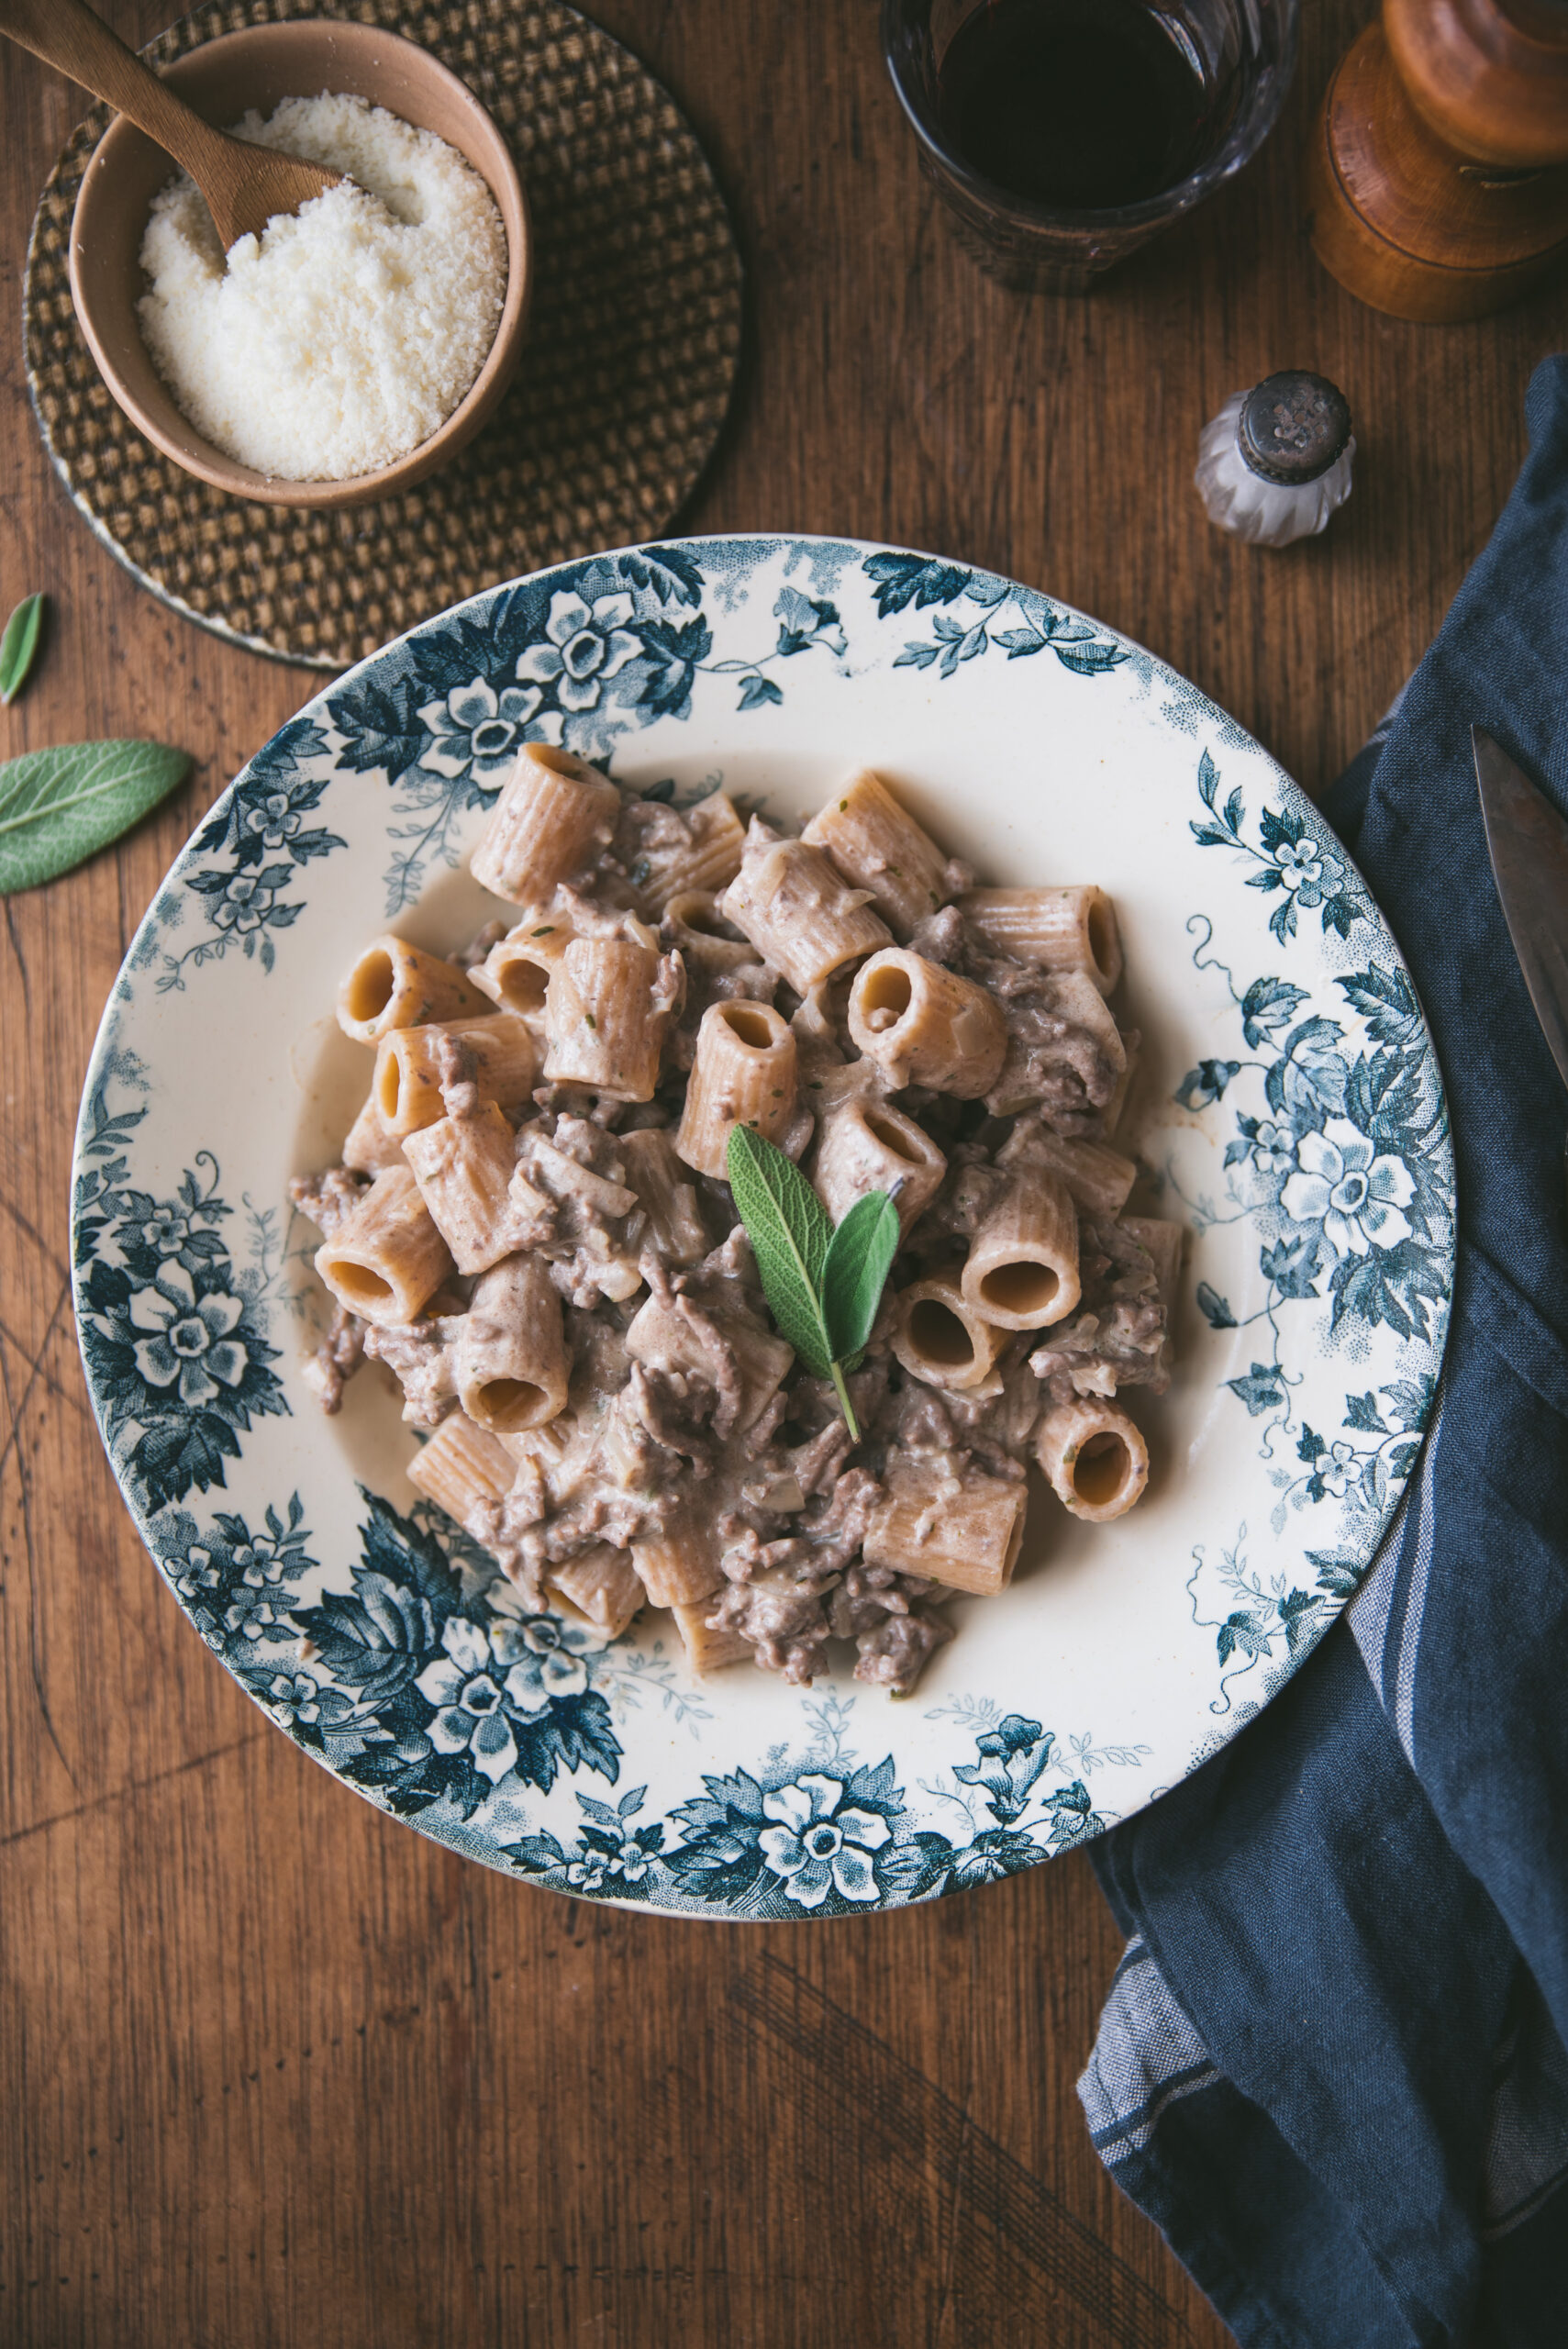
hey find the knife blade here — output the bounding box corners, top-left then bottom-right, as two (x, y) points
(1472, 729), (1568, 1091)
(1472, 726), (1568, 1211)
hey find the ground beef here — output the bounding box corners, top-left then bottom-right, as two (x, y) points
(982, 963), (1122, 1131)
(289, 1166), (368, 1237)
(361, 1316), (464, 1427)
(707, 1568), (838, 1686)
(303, 1303), (365, 1415)
(851, 1600), (953, 1693)
(1029, 1217), (1169, 1401)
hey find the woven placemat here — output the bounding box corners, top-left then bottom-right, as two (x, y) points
(24, 0), (742, 670)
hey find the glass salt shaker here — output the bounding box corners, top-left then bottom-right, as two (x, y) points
(1195, 371), (1354, 547)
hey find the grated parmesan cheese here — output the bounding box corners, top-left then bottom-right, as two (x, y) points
(136, 92), (507, 483)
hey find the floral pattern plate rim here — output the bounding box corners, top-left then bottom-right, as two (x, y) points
(72, 534), (1455, 1919)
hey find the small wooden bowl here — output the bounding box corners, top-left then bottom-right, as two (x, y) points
(68, 21), (531, 511)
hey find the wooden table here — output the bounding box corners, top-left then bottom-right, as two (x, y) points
(3, 5), (1562, 2343)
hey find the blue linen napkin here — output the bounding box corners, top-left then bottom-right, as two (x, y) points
(1076, 355), (1568, 2347)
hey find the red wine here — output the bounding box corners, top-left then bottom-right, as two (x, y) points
(938, 0), (1213, 212)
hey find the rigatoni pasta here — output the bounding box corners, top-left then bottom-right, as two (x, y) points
(470, 744), (620, 903)
(719, 819), (891, 992)
(401, 1100), (521, 1275)
(293, 747), (1177, 1698)
(957, 885), (1122, 994)
(456, 1253), (570, 1433)
(890, 1269), (1006, 1392)
(375, 1014), (537, 1136)
(1035, 1397), (1150, 1521)
(542, 938), (681, 1100)
(801, 770), (958, 939)
(962, 1170), (1081, 1331)
(675, 1000), (798, 1179)
(337, 933), (493, 1043)
(847, 950), (1007, 1097)
(314, 1165), (452, 1327)
(811, 1096), (946, 1232)
(863, 1452), (1028, 1598)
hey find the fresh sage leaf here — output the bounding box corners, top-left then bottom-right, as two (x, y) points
(0, 594), (45, 705)
(725, 1125), (902, 1442)
(0, 740), (191, 894)
(726, 1124), (834, 1377)
(821, 1190), (901, 1365)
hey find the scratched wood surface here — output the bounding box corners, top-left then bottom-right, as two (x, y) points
(4, 4), (1564, 2343)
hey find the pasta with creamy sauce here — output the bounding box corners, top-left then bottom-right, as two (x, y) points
(291, 751), (1178, 1696)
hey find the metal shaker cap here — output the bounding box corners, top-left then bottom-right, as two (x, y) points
(1238, 373), (1352, 486)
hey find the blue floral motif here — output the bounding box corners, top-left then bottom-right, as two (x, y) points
(73, 1080), (288, 1514)
(1174, 753), (1452, 1385)
(864, 552), (1128, 678)
(515, 586), (642, 715)
(157, 719), (346, 988)
(420, 674), (564, 776)
(756, 1773), (893, 1908)
(497, 1698), (1130, 1915)
(289, 1491), (620, 1821)
(150, 1492), (319, 1663)
(1188, 746), (1364, 942)
(1186, 1524), (1337, 1712)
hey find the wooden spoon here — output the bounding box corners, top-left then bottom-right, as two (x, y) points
(1, 0), (340, 249)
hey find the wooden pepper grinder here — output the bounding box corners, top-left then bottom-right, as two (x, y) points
(1308, 0), (1568, 322)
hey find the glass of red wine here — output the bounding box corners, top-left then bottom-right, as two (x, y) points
(884, 0), (1297, 291)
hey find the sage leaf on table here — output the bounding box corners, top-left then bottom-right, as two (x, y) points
(0, 740), (191, 895)
(0, 595), (45, 706)
(725, 1123), (899, 1442)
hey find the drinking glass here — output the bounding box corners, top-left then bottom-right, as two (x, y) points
(882, 0), (1299, 293)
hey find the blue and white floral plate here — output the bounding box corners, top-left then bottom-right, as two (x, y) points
(72, 536), (1455, 1918)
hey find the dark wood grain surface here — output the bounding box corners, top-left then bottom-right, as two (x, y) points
(4, 5), (1562, 2343)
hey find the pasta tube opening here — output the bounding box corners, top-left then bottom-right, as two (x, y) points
(676, 998), (799, 1179)
(374, 1016), (537, 1136)
(847, 950), (1007, 1098)
(662, 890), (756, 975)
(1035, 1397), (1150, 1521)
(337, 935), (493, 1045)
(890, 1269), (1006, 1390)
(811, 1097), (946, 1230)
(474, 922), (568, 1018)
(962, 1171), (1081, 1331)
(456, 1255), (570, 1433)
(313, 1165), (454, 1327)
(958, 885), (1123, 994)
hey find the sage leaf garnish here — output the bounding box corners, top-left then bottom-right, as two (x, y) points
(725, 1123), (899, 1442)
(0, 740), (191, 895)
(821, 1190), (901, 1367)
(0, 595), (45, 706)
(727, 1123), (834, 1375)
